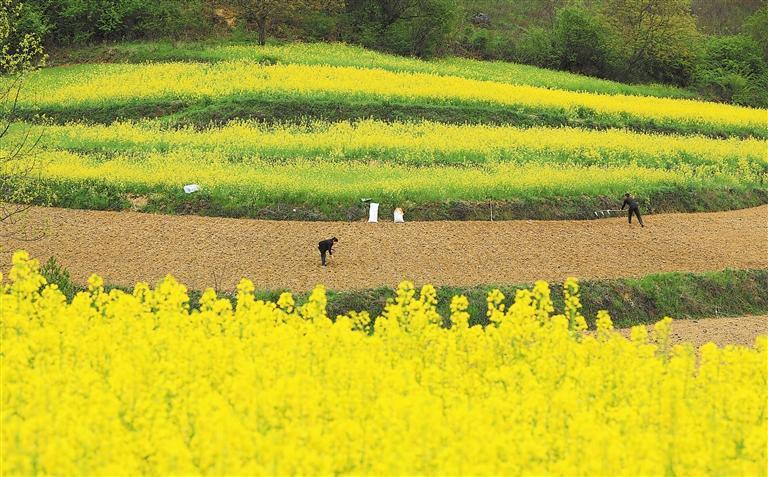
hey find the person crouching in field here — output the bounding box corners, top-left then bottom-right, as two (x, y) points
(319, 237), (338, 266)
(621, 193), (644, 227)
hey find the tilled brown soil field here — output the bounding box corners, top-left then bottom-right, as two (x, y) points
(1, 206), (766, 292)
(618, 315), (768, 349)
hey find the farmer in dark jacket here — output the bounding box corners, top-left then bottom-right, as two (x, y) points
(621, 193), (644, 227)
(318, 237), (338, 266)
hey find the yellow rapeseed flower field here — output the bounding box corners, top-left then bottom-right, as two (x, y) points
(33, 149), (719, 202)
(2, 251), (766, 475)
(28, 120), (768, 166)
(16, 62), (768, 130)
(10, 118), (762, 206)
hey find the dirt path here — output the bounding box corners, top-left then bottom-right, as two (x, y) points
(619, 315), (768, 349)
(1, 206), (766, 292)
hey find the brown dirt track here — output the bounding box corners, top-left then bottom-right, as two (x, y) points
(618, 315), (768, 349)
(1, 205), (766, 292)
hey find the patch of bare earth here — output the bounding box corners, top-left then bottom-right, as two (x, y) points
(126, 195), (148, 211)
(618, 315), (768, 348)
(1, 206), (766, 292)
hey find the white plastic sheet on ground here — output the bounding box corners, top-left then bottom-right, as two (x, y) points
(368, 202), (379, 223)
(183, 184), (200, 194)
(394, 208), (404, 223)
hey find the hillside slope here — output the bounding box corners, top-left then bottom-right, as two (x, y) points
(6, 42), (767, 220)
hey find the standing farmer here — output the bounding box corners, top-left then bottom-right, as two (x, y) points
(621, 193), (644, 227)
(318, 237), (338, 266)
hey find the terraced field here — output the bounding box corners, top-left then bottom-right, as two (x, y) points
(2, 40), (766, 277)
(5, 120), (763, 219)
(4, 43), (768, 220)
(3, 41), (768, 476)
(2, 41), (766, 273)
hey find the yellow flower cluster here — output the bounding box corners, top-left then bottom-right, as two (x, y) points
(3, 251), (766, 475)
(176, 41), (693, 98)
(32, 149), (712, 201)
(18, 61), (768, 129)
(30, 120), (768, 165)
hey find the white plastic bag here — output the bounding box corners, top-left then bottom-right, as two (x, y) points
(183, 184), (200, 194)
(368, 202), (379, 223)
(394, 207), (404, 223)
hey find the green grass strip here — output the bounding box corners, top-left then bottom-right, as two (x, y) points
(24, 175), (768, 221)
(17, 94), (768, 139)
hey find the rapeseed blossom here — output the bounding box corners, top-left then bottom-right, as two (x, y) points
(102, 41), (693, 98)
(18, 120), (768, 168)
(2, 251), (766, 475)
(5, 147), (753, 209)
(14, 62), (768, 130)
(5, 119), (762, 212)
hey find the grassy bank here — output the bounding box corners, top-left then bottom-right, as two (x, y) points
(16, 94), (768, 140)
(41, 262), (768, 329)
(25, 172), (767, 221)
(315, 269), (768, 328)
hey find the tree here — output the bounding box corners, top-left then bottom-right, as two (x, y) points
(693, 34), (768, 107)
(518, 0), (568, 27)
(553, 6), (613, 77)
(744, 5), (768, 58)
(1, 0), (48, 240)
(691, 0), (762, 35)
(601, 0), (700, 84)
(345, 0), (459, 57)
(228, 0), (344, 45)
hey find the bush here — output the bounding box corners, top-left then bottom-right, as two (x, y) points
(744, 5), (768, 58)
(698, 35), (766, 77)
(693, 35), (768, 107)
(513, 27), (558, 69)
(343, 0), (459, 58)
(20, 0), (214, 46)
(553, 7), (613, 78)
(291, 11), (341, 42)
(460, 27), (515, 60)
(643, 52), (697, 87)
(40, 256), (79, 300)
(464, 28), (495, 59)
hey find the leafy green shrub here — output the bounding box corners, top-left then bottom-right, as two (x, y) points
(19, 0), (214, 45)
(744, 5), (768, 58)
(513, 27), (558, 69)
(464, 28), (502, 60)
(693, 35), (768, 107)
(40, 256), (79, 300)
(553, 7), (613, 78)
(343, 0), (459, 58)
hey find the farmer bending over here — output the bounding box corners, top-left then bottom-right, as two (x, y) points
(621, 193), (644, 227)
(318, 237), (338, 266)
